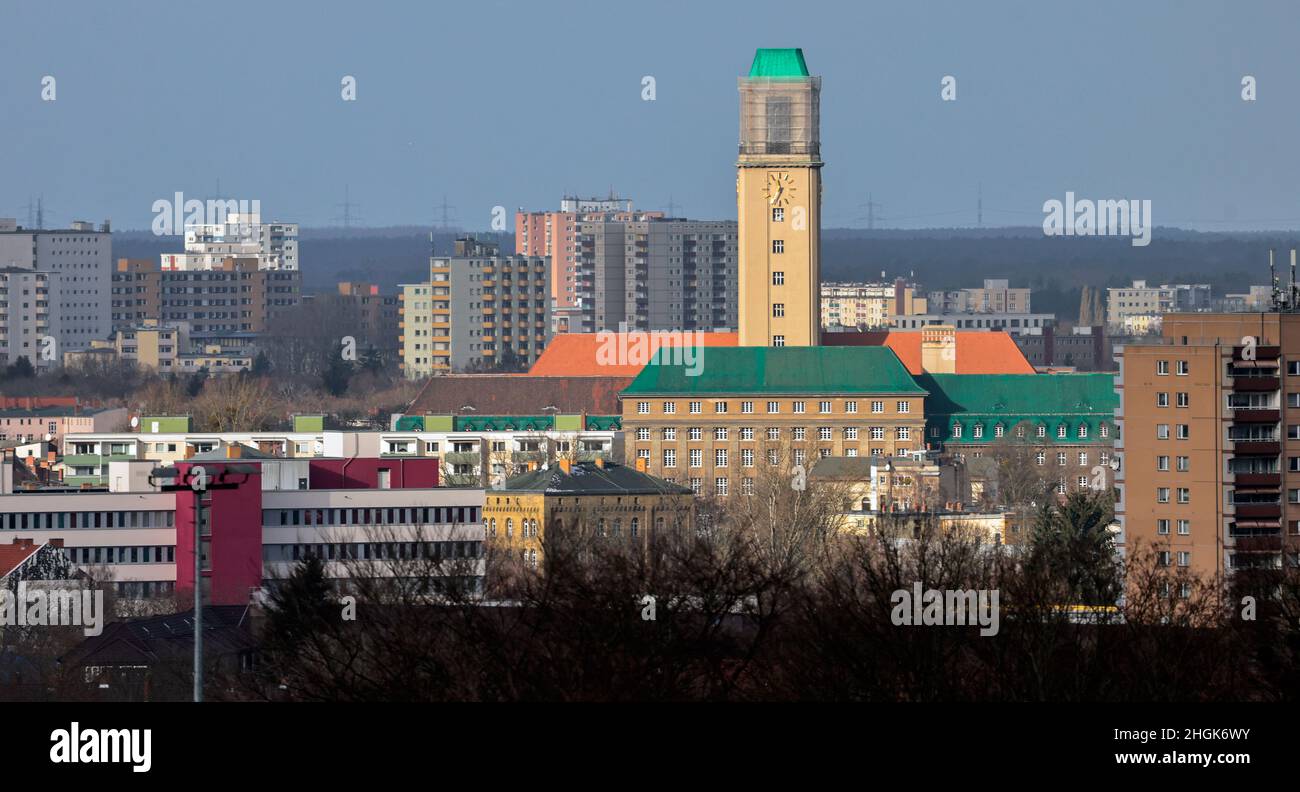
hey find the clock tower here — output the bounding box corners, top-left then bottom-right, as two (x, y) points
(737, 48), (822, 347)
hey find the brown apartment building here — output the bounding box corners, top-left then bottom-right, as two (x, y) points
(111, 257), (301, 334)
(1116, 311), (1300, 581)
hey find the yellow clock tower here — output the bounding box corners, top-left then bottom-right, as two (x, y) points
(737, 48), (822, 347)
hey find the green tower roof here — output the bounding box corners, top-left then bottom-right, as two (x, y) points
(748, 48), (810, 78)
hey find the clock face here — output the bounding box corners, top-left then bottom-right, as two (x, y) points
(762, 172), (795, 206)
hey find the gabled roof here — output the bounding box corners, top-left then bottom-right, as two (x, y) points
(622, 346), (925, 396)
(59, 606), (255, 668)
(408, 374), (633, 416)
(502, 461), (691, 496)
(528, 332), (738, 377)
(822, 330), (1037, 375)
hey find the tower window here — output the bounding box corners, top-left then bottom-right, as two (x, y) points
(772, 240), (784, 254)
(773, 303), (785, 318)
(772, 208), (784, 223)
(772, 271), (785, 286)
(773, 335), (786, 347)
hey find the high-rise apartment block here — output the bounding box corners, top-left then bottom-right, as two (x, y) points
(164, 212), (298, 271)
(111, 257), (301, 334)
(575, 218), (737, 333)
(0, 268), (60, 369)
(736, 48), (822, 347)
(400, 237), (550, 377)
(1116, 311), (1300, 580)
(0, 218), (112, 359)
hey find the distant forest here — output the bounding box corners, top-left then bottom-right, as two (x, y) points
(112, 226), (1300, 322)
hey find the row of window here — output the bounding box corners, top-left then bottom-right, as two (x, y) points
(634, 400), (910, 415)
(1033, 451), (1111, 466)
(262, 541), (484, 562)
(0, 511), (174, 530)
(61, 545), (175, 564)
(634, 426), (904, 442)
(661, 446), (912, 469)
(264, 506), (480, 528)
(948, 422), (1109, 440)
(486, 517), (539, 539)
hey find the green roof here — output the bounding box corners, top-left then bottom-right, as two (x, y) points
(623, 346), (924, 397)
(748, 48), (810, 78)
(918, 373), (1118, 445)
(455, 415), (553, 432)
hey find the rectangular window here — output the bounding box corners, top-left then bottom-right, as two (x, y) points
(772, 303), (785, 318)
(772, 272), (784, 286)
(772, 240), (784, 254)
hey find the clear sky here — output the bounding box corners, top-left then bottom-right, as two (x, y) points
(2, 0), (1298, 231)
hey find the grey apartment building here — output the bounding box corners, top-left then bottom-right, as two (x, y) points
(576, 219), (737, 333)
(441, 237), (550, 370)
(0, 218), (112, 359)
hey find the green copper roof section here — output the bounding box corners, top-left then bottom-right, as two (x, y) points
(394, 415), (425, 432)
(748, 48), (810, 78)
(454, 415), (554, 432)
(623, 347), (925, 396)
(917, 373), (1117, 444)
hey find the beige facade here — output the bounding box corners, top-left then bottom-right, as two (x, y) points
(736, 59), (822, 347)
(622, 394), (926, 496)
(1116, 312), (1300, 581)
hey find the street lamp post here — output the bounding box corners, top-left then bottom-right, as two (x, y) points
(149, 463), (253, 703)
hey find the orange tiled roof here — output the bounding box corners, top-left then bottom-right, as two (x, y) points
(821, 330), (1036, 375)
(529, 332), (739, 377)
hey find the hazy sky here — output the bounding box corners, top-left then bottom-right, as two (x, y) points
(2, 0), (1299, 231)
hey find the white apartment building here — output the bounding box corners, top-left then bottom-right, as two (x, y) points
(162, 212), (298, 271)
(0, 219), (111, 356)
(0, 268), (62, 369)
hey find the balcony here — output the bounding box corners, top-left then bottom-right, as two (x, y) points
(1232, 408), (1280, 423)
(1234, 346), (1280, 361)
(1233, 376), (1279, 392)
(1233, 441), (1280, 455)
(1233, 472), (1282, 487)
(1233, 503), (1282, 519)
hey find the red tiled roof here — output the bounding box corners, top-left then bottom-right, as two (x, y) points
(0, 542), (41, 578)
(529, 332), (739, 377)
(407, 374), (633, 416)
(822, 330), (1036, 375)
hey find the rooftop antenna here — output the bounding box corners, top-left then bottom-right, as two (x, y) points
(1269, 249), (1280, 311)
(1292, 249), (1298, 312)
